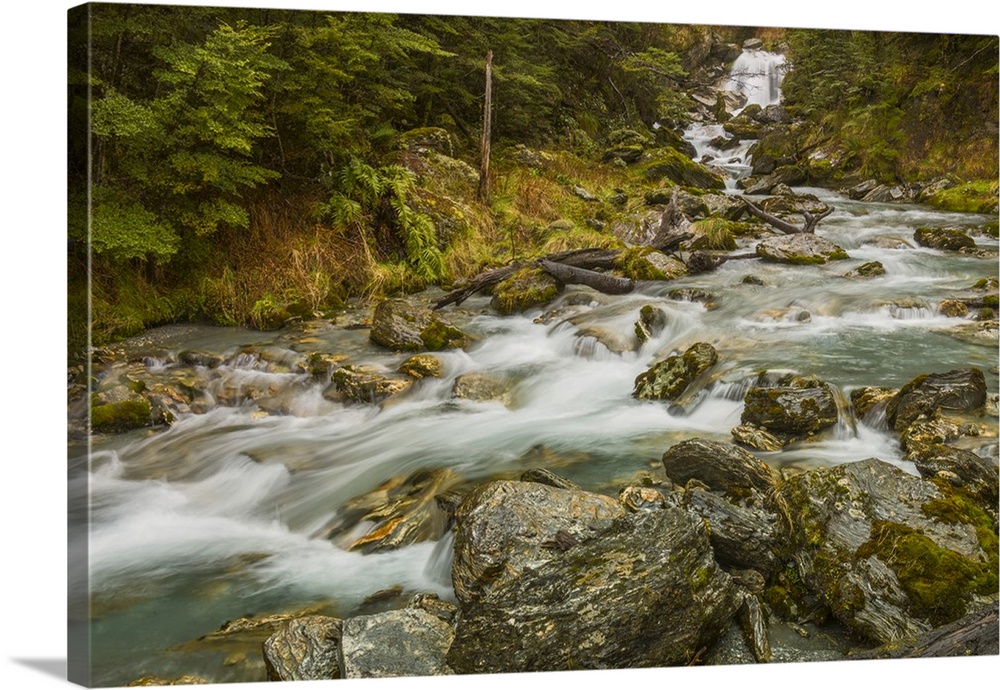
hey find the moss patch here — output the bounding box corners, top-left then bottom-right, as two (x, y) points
(491, 268), (561, 315)
(91, 399), (153, 433)
(925, 180), (999, 214)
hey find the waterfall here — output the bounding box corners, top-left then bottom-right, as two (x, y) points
(724, 49), (788, 113)
(682, 47), (788, 188)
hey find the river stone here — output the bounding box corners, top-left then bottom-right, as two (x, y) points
(908, 444), (999, 505)
(397, 354), (444, 379)
(755, 233), (849, 265)
(330, 365), (411, 405)
(730, 423), (785, 451)
(340, 608), (455, 678)
(680, 484), (782, 575)
(446, 507), (739, 673)
(914, 227), (976, 251)
(850, 386), (897, 420)
(843, 261), (886, 278)
(520, 467), (582, 491)
(777, 458), (998, 644)
(127, 676), (208, 686)
(939, 299), (970, 318)
(661, 438), (777, 496)
(369, 300), (469, 352)
(632, 342), (718, 401)
(317, 468), (457, 553)
(886, 368), (988, 431)
(262, 616), (343, 681)
(634, 304), (668, 343)
(451, 371), (515, 406)
(491, 267), (562, 315)
(741, 381), (839, 437)
(618, 485), (668, 512)
(450, 480), (625, 605)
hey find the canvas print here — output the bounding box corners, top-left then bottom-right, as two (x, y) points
(67, 1), (999, 687)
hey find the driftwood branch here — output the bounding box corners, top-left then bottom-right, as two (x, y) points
(538, 259), (635, 294)
(741, 196), (832, 234)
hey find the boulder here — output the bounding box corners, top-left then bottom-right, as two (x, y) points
(843, 261), (886, 279)
(491, 267), (562, 315)
(639, 147), (727, 190)
(632, 342), (718, 401)
(755, 233), (849, 265)
(341, 608), (455, 678)
(450, 480), (625, 605)
(907, 443), (998, 505)
(731, 423), (785, 451)
(886, 368), (987, 431)
(263, 616), (343, 681)
(660, 438), (777, 496)
(369, 300), (469, 352)
(633, 304), (668, 343)
(939, 299), (970, 318)
(329, 365), (411, 405)
(446, 507), (740, 673)
(398, 354), (444, 379)
(738, 165), (806, 195)
(741, 379), (839, 437)
(451, 371), (515, 406)
(778, 458), (998, 643)
(850, 386), (897, 419)
(914, 227), (976, 251)
(845, 179), (880, 200)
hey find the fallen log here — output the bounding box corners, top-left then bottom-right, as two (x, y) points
(741, 196), (832, 235)
(433, 263), (521, 309)
(538, 259), (635, 295)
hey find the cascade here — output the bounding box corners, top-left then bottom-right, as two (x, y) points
(682, 48), (788, 189)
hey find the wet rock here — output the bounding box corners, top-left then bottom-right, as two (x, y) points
(742, 274), (766, 286)
(731, 423), (785, 451)
(520, 467), (582, 491)
(741, 379), (839, 437)
(845, 179), (880, 200)
(907, 443), (999, 506)
(869, 236), (913, 250)
(862, 184), (912, 203)
(632, 342), (718, 401)
(452, 371), (515, 406)
(661, 438), (777, 496)
(447, 507), (739, 673)
(756, 233), (849, 265)
(329, 365), (411, 405)
(617, 485), (667, 512)
(262, 616), (343, 681)
(939, 319), (999, 347)
(778, 458), (998, 644)
(680, 483), (782, 575)
(177, 350), (224, 368)
(90, 386), (155, 433)
(341, 608), (455, 678)
(450, 480), (625, 605)
(633, 304), (668, 343)
(843, 261), (886, 278)
(127, 676), (208, 686)
(850, 386), (897, 420)
(369, 300), (469, 352)
(408, 593), (460, 626)
(738, 165), (806, 195)
(491, 267), (562, 315)
(914, 227), (976, 251)
(317, 468), (458, 553)
(939, 299), (971, 318)
(398, 354), (444, 379)
(886, 368), (987, 431)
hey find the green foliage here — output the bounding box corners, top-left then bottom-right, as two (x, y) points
(90, 188), (179, 261)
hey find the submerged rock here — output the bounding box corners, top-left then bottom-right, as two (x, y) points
(632, 342), (718, 401)
(329, 365), (411, 405)
(778, 458), (998, 644)
(886, 368), (987, 431)
(756, 233), (849, 265)
(451, 371), (515, 406)
(843, 261), (886, 279)
(450, 480), (625, 605)
(850, 386), (897, 420)
(447, 507), (739, 673)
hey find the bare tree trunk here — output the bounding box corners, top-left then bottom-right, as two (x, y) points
(741, 196), (833, 234)
(477, 50), (493, 203)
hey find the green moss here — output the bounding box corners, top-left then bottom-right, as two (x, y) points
(420, 319), (469, 350)
(983, 220), (999, 239)
(490, 268), (561, 315)
(925, 180), (999, 214)
(982, 294), (999, 310)
(639, 147), (726, 190)
(856, 518), (997, 627)
(615, 247), (669, 281)
(91, 399), (153, 433)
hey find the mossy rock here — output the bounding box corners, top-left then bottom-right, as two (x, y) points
(639, 147), (726, 190)
(756, 234), (849, 265)
(843, 261), (886, 279)
(615, 247), (688, 281)
(491, 268), (562, 315)
(91, 398), (153, 433)
(369, 300), (469, 352)
(634, 304), (667, 344)
(397, 127), (454, 157)
(925, 180), (999, 214)
(914, 227), (976, 251)
(633, 342), (718, 401)
(741, 381), (838, 437)
(331, 366), (411, 405)
(398, 354), (444, 379)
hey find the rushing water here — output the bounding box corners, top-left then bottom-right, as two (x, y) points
(69, 50), (998, 687)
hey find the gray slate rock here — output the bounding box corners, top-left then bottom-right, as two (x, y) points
(741, 382), (839, 437)
(450, 480), (625, 605)
(632, 342), (718, 401)
(886, 368), (987, 431)
(778, 458), (997, 644)
(446, 507), (740, 673)
(263, 615), (343, 681)
(341, 608), (455, 678)
(661, 438), (777, 496)
(755, 233), (849, 265)
(681, 485), (782, 575)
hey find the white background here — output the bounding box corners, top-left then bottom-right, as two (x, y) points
(2, 1), (998, 689)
